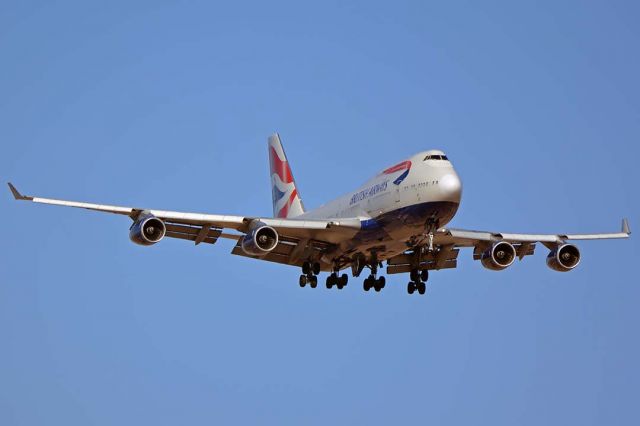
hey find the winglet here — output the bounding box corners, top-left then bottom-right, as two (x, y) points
(7, 183), (33, 201)
(622, 218), (631, 235)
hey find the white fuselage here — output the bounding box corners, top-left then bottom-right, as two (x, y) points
(298, 150), (463, 263)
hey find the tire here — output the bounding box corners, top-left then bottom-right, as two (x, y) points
(378, 276), (386, 289)
(299, 275), (307, 287)
(410, 269), (419, 282)
(421, 269), (429, 282)
(312, 262), (321, 275)
(418, 282), (426, 295)
(407, 282), (415, 294)
(340, 274), (348, 287)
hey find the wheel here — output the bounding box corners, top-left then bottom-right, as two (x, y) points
(299, 275), (307, 287)
(312, 262), (321, 275)
(339, 274), (348, 287)
(309, 275), (318, 288)
(410, 269), (420, 282)
(378, 276), (386, 289)
(418, 282), (426, 295)
(302, 262), (311, 275)
(326, 275), (333, 289)
(407, 282), (415, 294)
(421, 269), (429, 282)
(363, 277), (371, 291)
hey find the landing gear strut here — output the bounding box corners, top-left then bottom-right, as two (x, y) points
(299, 261), (320, 288)
(423, 216), (440, 253)
(407, 268), (428, 295)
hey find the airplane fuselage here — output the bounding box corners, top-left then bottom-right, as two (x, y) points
(300, 150), (462, 263)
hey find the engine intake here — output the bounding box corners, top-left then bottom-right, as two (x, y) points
(481, 241), (516, 271)
(129, 213), (166, 246)
(546, 244), (580, 272)
(241, 223), (279, 256)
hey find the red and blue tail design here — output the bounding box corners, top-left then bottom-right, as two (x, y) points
(382, 160), (412, 185)
(268, 133), (305, 218)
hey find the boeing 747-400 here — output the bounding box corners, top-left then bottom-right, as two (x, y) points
(8, 134), (630, 295)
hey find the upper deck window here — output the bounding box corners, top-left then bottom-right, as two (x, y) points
(424, 155), (448, 161)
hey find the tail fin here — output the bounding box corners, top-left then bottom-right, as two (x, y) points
(268, 133), (305, 218)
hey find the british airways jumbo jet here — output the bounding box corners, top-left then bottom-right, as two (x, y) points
(8, 134), (630, 295)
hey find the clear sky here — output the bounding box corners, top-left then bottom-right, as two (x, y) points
(1, 1), (638, 425)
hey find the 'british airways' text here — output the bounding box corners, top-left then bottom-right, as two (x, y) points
(350, 181), (388, 205)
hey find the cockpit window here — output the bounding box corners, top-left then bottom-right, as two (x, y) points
(424, 155), (449, 161)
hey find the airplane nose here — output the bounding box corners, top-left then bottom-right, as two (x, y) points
(439, 172), (462, 203)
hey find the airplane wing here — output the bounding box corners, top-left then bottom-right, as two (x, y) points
(386, 219), (630, 274)
(7, 183), (361, 267)
(437, 219), (631, 246)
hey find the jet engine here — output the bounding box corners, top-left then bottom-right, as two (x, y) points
(481, 241), (516, 271)
(546, 244), (581, 272)
(241, 223), (279, 256)
(129, 213), (166, 246)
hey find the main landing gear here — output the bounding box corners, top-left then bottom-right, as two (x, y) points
(363, 274), (385, 292)
(326, 272), (349, 290)
(407, 268), (428, 295)
(362, 261), (386, 293)
(299, 261), (320, 288)
(299, 261), (348, 290)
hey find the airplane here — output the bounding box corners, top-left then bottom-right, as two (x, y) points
(8, 133), (631, 295)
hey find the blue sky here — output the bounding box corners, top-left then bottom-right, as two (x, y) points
(1, 1), (638, 424)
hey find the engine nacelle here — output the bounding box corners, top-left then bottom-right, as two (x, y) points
(546, 244), (581, 272)
(481, 241), (516, 271)
(241, 223), (279, 256)
(129, 213), (166, 246)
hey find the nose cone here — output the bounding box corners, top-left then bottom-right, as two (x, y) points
(439, 172), (462, 203)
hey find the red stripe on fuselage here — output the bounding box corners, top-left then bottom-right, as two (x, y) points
(269, 146), (294, 184)
(382, 160), (412, 175)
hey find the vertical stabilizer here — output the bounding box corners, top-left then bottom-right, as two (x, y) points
(268, 133), (305, 218)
